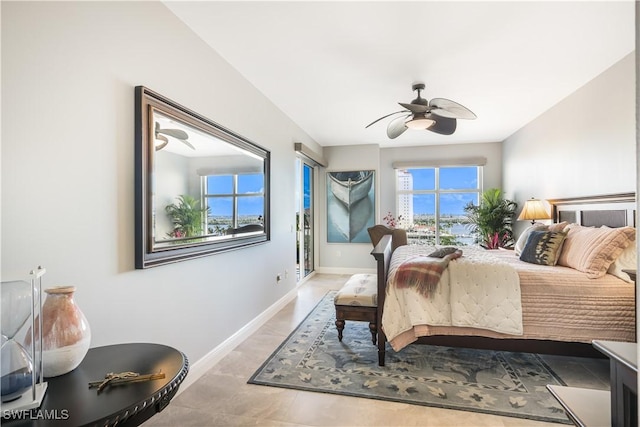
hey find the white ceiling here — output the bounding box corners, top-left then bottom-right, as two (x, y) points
(164, 1), (635, 148)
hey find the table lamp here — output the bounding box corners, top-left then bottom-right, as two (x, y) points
(518, 198), (552, 225)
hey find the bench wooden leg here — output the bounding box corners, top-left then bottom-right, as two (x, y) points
(335, 304), (377, 346)
(335, 319), (345, 341)
(369, 322), (377, 345)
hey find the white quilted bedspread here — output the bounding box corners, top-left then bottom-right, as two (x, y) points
(383, 246), (522, 350)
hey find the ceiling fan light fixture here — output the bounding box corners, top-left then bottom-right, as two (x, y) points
(367, 82), (475, 138)
(405, 114), (435, 130)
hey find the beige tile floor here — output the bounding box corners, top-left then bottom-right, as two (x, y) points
(145, 273), (609, 427)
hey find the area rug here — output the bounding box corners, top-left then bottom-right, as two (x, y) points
(249, 291), (576, 424)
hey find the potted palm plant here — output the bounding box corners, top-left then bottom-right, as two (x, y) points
(165, 194), (210, 238)
(464, 188), (517, 249)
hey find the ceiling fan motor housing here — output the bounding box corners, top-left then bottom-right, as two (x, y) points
(411, 83), (428, 105)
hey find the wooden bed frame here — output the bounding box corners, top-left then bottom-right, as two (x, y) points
(371, 192), (636, 366)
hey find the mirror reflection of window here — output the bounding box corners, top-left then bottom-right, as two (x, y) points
(205, 173), (264, 235)
(151, 111), (266, 245)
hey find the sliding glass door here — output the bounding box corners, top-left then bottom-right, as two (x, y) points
(296, 159), (314, 281)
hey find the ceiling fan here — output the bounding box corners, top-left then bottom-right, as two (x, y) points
(365, 83), (477, 139)
(154, 122), (195, 151)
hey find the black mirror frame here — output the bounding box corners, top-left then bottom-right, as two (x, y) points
(134, 86), (270, 269)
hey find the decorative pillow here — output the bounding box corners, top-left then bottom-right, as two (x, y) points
(520, 230), (567, 266)
(607, 243), (636, 282)
(367, 225), (408, 252)
(368, 224), (393, 247)
(557, 225), (636, 278)
(547, 221), (569, 233)
(514, 224), (547, 256)
(428, 247), (459, 258)
(601, 225), (636, 282)
(514, 222), (569, 256)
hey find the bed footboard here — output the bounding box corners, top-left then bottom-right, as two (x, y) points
(371, 234), (393, 366)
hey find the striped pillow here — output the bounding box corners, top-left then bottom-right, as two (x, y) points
(557, 225), (636, 278)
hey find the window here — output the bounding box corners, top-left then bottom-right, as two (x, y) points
(395, 166), (481, 246)
(296, 159), (314, 281)
(205, 173), (265, 235)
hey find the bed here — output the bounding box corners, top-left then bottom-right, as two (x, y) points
(371, 193), (637, 366)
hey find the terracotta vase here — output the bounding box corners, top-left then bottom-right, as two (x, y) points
(26, 286), (91, 377)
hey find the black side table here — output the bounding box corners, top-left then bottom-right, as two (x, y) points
(2, 343), (188, 426)
(593, 340), (638, 427)
(547, 340), (637, 427)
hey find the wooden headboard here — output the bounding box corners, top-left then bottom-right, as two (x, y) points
(548, 192), (636, 228)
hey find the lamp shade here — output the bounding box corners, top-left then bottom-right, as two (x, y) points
(518, 198), (551, 224)
(405, 114), (435, 130)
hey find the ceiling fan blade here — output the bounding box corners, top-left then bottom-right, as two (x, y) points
(156, 121), (190, 139)
(181, 139), (196, 150)
(155, 134), (169, 151)
(158, 128), (189, 140)
(399, 102), (429, 113)
(387, 115), (409, 139)
(365, 110), (407, 128)
(429, 98), (477, 120)
(428, 115), (457, 135)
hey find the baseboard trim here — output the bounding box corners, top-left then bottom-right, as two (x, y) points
(315, 266), (376, 275)
(297, 270), (317, 285)
(177, 286), (299, 394)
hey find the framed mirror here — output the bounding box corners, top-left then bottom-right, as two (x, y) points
(135, 86), (270, 268)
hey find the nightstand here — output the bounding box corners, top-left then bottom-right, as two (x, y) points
(547, 340), (637, 427)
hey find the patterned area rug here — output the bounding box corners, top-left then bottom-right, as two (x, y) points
(249, 292), (573, 424)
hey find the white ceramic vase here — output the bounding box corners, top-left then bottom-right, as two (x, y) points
(26, 286), (91, 377)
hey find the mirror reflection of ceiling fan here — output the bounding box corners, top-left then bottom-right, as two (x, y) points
(366, 82), (477, 139)
(154, 122), (195, 151)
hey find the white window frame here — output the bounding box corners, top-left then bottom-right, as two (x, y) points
(394, 165), (483, 245)
(203, 173), (265, 231)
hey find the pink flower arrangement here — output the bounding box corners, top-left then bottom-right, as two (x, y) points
(383, 212), (403, 228)
(169, 229), (185, 238)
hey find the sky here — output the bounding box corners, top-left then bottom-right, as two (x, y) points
(403, 167), (479, 216)
(304, 164), (312, 210)
(207, 174), (265, 216)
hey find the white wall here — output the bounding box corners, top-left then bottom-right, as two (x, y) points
(155, 151), (190, 237)
(317, 142), (502, 271)
(1, 2), (321, 365)
(503, 53), (636, 235)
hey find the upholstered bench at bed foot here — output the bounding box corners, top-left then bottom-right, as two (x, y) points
(334, 273), (378, 345)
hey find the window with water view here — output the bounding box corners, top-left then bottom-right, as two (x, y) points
(396, 166), (481, 246)
(205, 173), (265, 235)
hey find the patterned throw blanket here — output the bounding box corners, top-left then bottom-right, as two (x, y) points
(393, 250), (463, 297)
